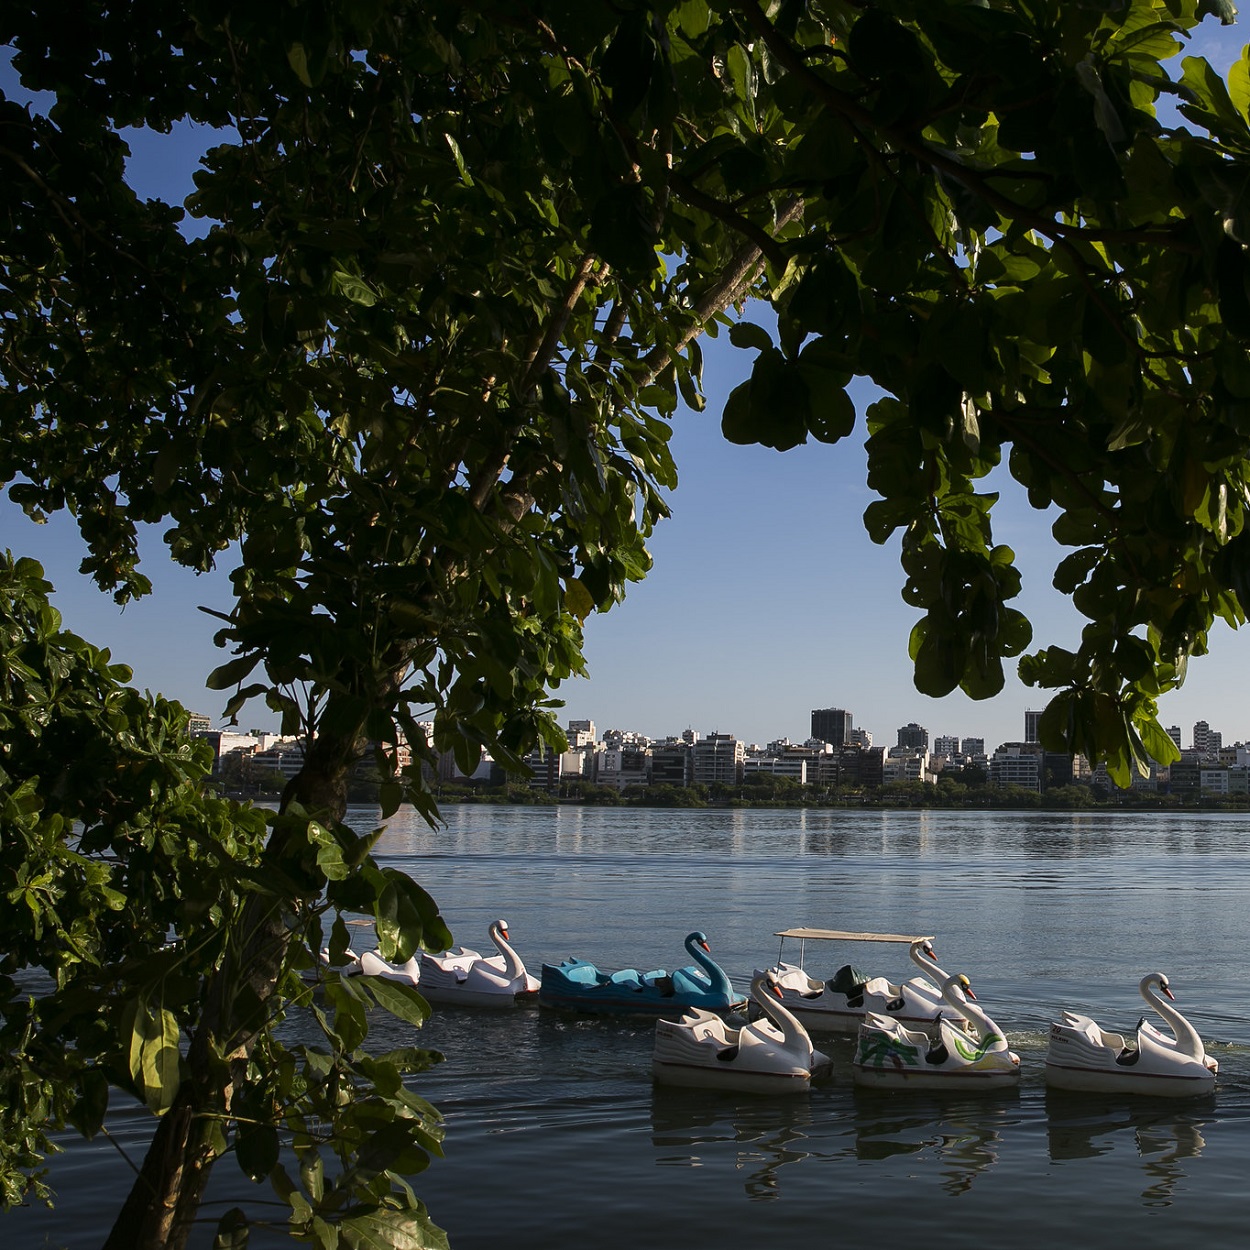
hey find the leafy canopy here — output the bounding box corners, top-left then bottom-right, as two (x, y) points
(4, 1), (1250, 1246)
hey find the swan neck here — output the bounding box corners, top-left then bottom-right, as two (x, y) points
(1142, 978), (1203, 1059)
(910, 941), (947, 984)
(688, 936), (731, 993)
(491, 923), (524, 980)
(753, 979), (808, 1051)
(941, 979), (1003, 1045)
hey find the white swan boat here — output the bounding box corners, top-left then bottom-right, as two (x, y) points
(852, 974), (1021, 1091)
(755, 929), (971, 1035)
(1044, 972), (1218, 1097)
(341, 919), (539, 1008)
(652, 973), (833, 1094)
(417, 918), (540, 1007)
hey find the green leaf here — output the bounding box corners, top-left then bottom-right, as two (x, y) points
(236, 1122), (280, 1183)
(213, 1208), (250, 1250)
(337, 1207), (449, 1250)
(287, 43), (313, 88)
(331, 269), (378, 307)
(727, 321), (773, 351)
(206, 652), (263, 690)
(127, 997), (183, 1116)
(362, 975), (431, 1028)
(720, 379), (754, 444)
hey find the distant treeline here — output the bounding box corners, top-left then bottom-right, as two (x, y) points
(215, 768), (1244, 811)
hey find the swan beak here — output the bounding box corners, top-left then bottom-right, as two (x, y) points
(1163, 985), (1175, 1001)
(965, 987), (977, 1001)
(500, 927), (510, 940)
(770, 982), (784, 1000)
(699, 940), (711, 953)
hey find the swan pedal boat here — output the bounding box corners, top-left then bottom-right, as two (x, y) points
(756, 929), (972, 1036)
(852, 974), (1021, 1091)
(1044, 972), (1217, 1098)
(539, 931), (746, 1015)
(341, 919), (540, 1008)
(653, 973), (833, 1095)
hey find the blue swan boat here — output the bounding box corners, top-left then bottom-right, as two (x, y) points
(538, 931), (746, 1015)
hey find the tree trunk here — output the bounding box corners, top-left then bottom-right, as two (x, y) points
(101, 707), (369, 1250)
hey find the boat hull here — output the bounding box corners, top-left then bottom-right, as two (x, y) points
(417, 984), (537, 1009)
(852, 1064), (1020, 1092)
(539, 984), (745, 1015)
(1043, 1061), (1216, 1098)
(651, 1059), (813, 1095)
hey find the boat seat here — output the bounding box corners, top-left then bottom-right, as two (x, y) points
(925, 1041), (949, 1065)
(828, 964), (869, 996)
(1115, 1048), (1142, 1067)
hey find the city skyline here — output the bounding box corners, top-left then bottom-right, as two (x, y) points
(2, 23), (1249, 754)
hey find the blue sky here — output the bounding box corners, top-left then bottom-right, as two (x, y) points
(2, 15), (1248, 754)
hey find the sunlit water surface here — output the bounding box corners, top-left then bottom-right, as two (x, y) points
(12, 806), (1250, 1248)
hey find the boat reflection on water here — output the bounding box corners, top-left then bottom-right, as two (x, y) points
(1045, 1091), (1208, 1207)
(849, 1095), (1007, 1196)
(650, 1091), (821, 1200)
(649, 1087), (1013, 1200)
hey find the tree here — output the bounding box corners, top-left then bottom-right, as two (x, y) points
(4, 1), (1250, 1246)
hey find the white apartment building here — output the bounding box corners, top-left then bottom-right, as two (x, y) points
(743, 755), (808, 783)
(692, 734), (744, 785)
(989, 744), (1041, 791)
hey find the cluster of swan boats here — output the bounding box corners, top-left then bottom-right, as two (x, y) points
(326, 922), (1219, 1098)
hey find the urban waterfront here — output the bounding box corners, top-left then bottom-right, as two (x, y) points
(12, 805), (1250, 1249)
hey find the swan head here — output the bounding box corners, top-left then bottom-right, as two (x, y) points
(1142, 972), (1174, 1001)
(913, 938), (937, 959)
(687, 930), (711, 953)
(944, 973), (976, 1001)
(492, 919), (511, 940)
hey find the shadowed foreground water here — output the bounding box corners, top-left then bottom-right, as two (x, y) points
(12, 806), (1250, 1248)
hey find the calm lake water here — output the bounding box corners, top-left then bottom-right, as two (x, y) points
(12, 805), (1250, 1248)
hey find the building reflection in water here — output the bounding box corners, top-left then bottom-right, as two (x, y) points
(1045, 1092), (1208, 1208)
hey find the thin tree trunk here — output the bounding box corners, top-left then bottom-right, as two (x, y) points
(101, 703), (369, 1250)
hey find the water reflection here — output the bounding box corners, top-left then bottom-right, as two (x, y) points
(649, 1091), (820, 1200)
(849, 1095), (1007, 1195)
(1045, 1092), (1208, 1207)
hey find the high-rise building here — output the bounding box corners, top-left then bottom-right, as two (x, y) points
(811, 707), (853, 746)
(962, 737), (985, 757)
(897, 722), (929, 750)
(1167, 725), (1182, 751)
(1193, 720), (1221, 757)
(692, 733), (743, 785)
(1024, 709), (1042, 743)
(933, 735), (961, 758)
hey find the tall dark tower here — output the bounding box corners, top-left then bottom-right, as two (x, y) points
(811, 707), (853, 746)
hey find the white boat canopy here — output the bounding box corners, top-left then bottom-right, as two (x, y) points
(774, 928), (932, 943)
